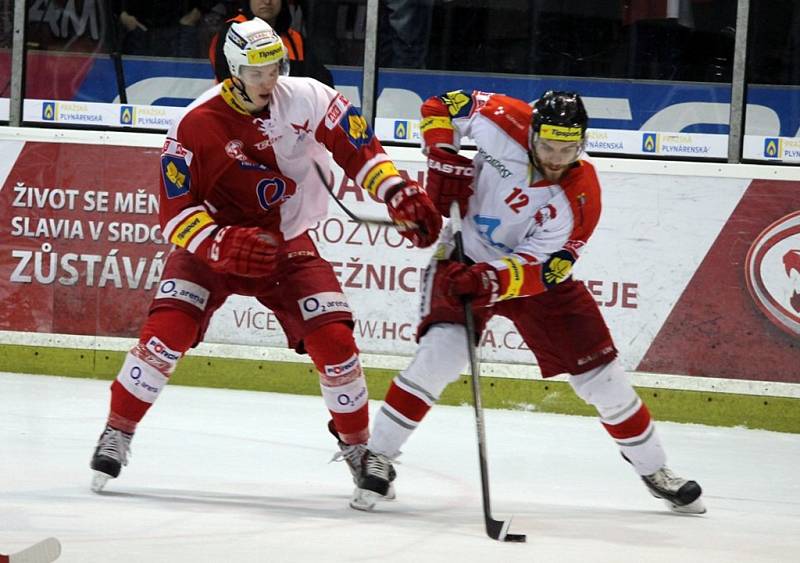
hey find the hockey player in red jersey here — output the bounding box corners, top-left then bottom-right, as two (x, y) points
(89, 17), (441, 493)
(351, 90), (705, 515)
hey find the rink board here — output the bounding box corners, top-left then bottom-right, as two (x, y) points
(0, 128), (798, 430)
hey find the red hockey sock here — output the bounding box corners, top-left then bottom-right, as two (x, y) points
(305, 322), (369, 444)
(108, 309), (198, 432)
(384, 380), (432, 423)
(602, 403), (652, 439)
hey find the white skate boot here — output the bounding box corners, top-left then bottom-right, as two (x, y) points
(642, 466), (706, 514)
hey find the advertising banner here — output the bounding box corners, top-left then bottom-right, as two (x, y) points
(2, 51), (798, 161)
(1, 139), (799, 384)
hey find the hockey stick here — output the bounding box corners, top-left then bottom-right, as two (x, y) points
(312, 161), (395, 227)
(0, 537), (62, 563)
(449, 201), (527, 543)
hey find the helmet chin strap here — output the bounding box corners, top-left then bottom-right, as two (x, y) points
(230, 76), (271, 115)
(231, 76), (255, 104)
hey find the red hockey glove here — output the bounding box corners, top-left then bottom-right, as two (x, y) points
(386, 180), (443, 248)
(425, 147), (474, 218)
(441, 262), (500, 308)
(207, 225), (279, 277)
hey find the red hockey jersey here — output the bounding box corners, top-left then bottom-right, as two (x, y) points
(159, 77), (405, 254)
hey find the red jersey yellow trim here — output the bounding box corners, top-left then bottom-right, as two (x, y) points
(362, 161), (400, 196)
(221, 80), (250, 115)
(170, 211), (215, 248)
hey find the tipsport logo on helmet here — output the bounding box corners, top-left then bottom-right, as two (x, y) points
(246, 42), (285, 65)
(745, 211), (800, 337)
(539, 124), (583, 142)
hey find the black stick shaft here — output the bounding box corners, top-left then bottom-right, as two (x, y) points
(313, 161), (395, 227)
(449, 201), (526, 543)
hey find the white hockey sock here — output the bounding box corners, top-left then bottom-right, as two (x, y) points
(367, 403), (414, 458)
(367, 324), (469, 457)
(570, 359), (666, 475)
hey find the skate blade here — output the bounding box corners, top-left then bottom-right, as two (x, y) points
(349, 487), (383, 511)
(349, 476), (396, 499)
(665, 497), (706, 515)
(91, 471), (111, 493)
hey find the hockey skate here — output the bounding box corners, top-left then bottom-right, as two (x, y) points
(642, 466), (706, 514)
(328, 420), (366, 484)
(90, 425), (132, 492)
(327, 421), (395, 506)
(350, 449), (397, 512)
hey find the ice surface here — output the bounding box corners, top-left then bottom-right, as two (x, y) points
(1, 372), (798, 562)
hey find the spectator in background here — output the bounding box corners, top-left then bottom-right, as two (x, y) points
(379, 0), (433, 69)
(209, 0), (333, 86)
(118, 1), (204, 58)
(197, 0), (240, 56)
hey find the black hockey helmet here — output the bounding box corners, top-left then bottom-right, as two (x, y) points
(531, 90), (588, 143)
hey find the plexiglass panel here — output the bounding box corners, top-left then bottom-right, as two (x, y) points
(16, 1), (364, 130)
(375, 0), (738, 160)
(743, 0), (800, 162)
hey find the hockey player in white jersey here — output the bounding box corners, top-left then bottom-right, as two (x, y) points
(350, 90), (705, 515)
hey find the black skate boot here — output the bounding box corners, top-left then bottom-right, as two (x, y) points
(350, 449), (397, 511)
(642, 466), (706, 514)
(90, 425), (132, 492)
(328, 420), (396, 506)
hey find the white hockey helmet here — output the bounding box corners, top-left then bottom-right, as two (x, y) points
(223, 17), (290, 80)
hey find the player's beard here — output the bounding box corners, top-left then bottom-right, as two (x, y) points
(540, 162), (569, 181)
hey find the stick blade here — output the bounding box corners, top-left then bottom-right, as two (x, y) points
(486, 516), (527, 543)
(8, 537), (62, 563)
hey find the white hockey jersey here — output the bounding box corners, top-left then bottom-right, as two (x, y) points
(420, 90), (602, 299)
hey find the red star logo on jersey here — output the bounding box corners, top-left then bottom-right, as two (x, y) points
(291, 120), (312, 135)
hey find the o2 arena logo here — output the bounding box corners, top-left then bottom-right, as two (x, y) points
(745, 211), (800, 337)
